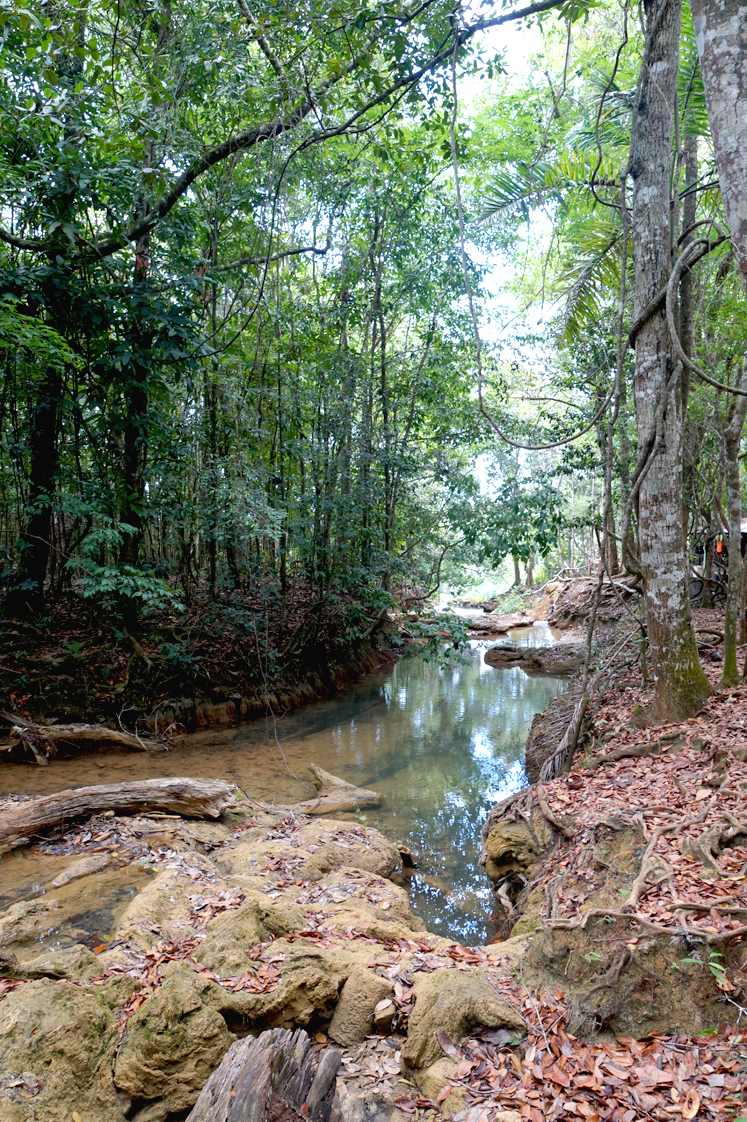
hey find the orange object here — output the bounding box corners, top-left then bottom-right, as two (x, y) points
(716, 538), (724, 553)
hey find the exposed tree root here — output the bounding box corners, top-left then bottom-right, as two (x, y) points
(581, 740), (664, 770)
(536, 783), (575, 838)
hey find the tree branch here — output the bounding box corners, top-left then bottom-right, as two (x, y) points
(11, 0), (571, 261)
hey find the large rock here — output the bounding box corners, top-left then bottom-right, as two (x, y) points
(18, 943), (100, 980)
(112, 870), (202, 950)
(0, 979), (128, 1122)
(193, 892), (304, 976)
(401, 969), (524, 1071)
(483, 642), (584, 675)
(214, 820), (399, 884)
(482, 811), (552, 887)
(0, 899), (61, 958)
(328, 967), (394, 1047)
(114, 966), (235, 1120)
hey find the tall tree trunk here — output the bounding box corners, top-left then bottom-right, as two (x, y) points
(690, 0), (747, 666)
(119, 241), (151, 571)
(721, 363), (747, 684)
(692, 0), (747, 290)
(630, 0), (711, 719)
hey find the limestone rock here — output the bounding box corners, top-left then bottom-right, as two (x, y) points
(19, 943), (100, 980)
(335, 1083), (411, 1122)
(414, 1057), (467, 1112)
(192, 892), (304, 976)
(0, 898), (60, 956)
(50, 852), (110, 886)
(373, 997), (396, 1031)
(211, 942), (354, 1031)
(0, 978), (126, 1122)
(112, 870), (204, 950)
(214, 819), (399, 884)
(328, 967), (394, 1047)
(114, 966), (234, 1120)
(482, 818), (550, 884)
(401, 969), (525, 1071)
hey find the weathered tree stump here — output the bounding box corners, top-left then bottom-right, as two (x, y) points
(0, 776), (239, 850)
(186, 1028), (341, 1122)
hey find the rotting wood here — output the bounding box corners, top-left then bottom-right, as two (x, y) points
(186, 1026), (340, 1122)
(0, 776), (239, 850)
(293, 764), (380, 816)
(0, 710), (164, 766)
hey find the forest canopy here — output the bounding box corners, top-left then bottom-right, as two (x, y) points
(2, 0), (747, 720)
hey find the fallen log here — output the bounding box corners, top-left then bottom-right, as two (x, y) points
(294, 763), (380, 815)
(0, 710), (163, 766)
(0, 776), (239, 850)
(186, 1027), (340, 1122)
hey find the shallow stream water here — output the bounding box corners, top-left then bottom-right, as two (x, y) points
(0, 622), (566, 946)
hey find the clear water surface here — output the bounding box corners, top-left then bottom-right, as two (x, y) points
(0, 623), (566, 946)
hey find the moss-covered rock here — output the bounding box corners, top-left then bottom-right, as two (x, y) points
(401, 968), (525, 1072)
(113, 966), (234, 1120)
(0, 979), (127, 1122)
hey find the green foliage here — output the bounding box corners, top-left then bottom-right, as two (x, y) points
(67, 524), (183, 615)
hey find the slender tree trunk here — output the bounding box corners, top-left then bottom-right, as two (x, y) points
(512, 554), (521, 587)
(692, 0), (747, 291)
(703, 528), (714, 608)
(630, 0), (711, 719)
(720, 363), (747, 684)
(119, 243), (151, 571)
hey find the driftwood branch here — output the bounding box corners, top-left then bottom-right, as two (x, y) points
(293, 764), (380, 816)
(0, 777), (239, 850)
(0, 711), (163, 766)
(186, 1027), (340, 1122)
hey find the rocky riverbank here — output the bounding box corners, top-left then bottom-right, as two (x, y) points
(2, 597), (746, 1122)
(0, 800), (529, 1122)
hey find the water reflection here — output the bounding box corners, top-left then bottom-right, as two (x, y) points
(0, 623), (566, 946)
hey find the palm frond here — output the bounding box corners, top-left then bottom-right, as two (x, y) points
(679, 8), (709, 137)
(479, 152), (621, 224)
(556, 220), (621, 342)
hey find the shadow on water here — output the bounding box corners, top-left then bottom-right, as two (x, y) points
(0, 623), (567, 946)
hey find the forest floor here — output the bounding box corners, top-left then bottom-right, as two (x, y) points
(0, 583), (399, 731)
(478, 602), (747, 1121)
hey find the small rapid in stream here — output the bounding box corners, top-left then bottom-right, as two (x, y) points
(0, 622), (567, 946)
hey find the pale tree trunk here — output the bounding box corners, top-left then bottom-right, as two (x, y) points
(692, 0), (747, 665)
(630, 0), (712, 720)
(720, 362), (747, 685)
(692, 0), (747, 290)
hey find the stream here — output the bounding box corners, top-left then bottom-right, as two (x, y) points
(0, 622), (566, 946)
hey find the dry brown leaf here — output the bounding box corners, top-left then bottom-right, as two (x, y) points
(436, 1030), (458, 1058)
(682, 1089), (700, 1119)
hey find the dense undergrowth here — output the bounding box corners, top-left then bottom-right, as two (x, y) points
(0, 584), (396, 724)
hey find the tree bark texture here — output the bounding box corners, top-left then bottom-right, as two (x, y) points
(719, 362), (747, 684)
(692, 0), (747, 291)
(630, 0), (711, 719)
(0, 777), (238, 850)
(186, 1027), (341, 1122)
